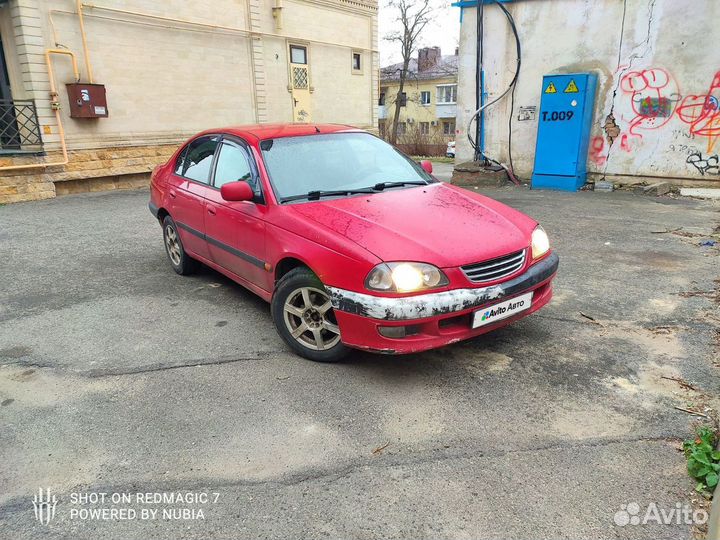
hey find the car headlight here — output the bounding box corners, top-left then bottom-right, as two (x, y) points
(531, 226), (550, 259)
(365, 262), (449, 293)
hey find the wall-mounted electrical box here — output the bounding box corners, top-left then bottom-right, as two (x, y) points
(531, 73), (597, 191)
(66, 83), (109, 119)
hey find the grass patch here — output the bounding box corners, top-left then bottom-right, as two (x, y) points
(684, 424), (720, 496)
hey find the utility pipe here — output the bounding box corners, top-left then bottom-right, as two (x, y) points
(76, 0), (94, 83)
(0, 50), (79, 173)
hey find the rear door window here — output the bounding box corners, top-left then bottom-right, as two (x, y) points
(175, 136), (219, 184)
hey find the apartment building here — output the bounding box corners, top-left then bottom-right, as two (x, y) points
(379, 47), (457, 155)
(0, 0), (378, 203)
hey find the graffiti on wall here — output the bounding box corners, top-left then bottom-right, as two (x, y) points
(590, 134), (634, 166)
(676, 71), (720, 153)
(620, 68), (680, 136)
(686, 152), (719, 175)
(590, 68), (720, 175)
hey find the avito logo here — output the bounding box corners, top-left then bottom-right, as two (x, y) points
(481, 298), (526, 321)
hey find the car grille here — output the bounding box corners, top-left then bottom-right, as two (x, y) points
(461, 249), (526, 283)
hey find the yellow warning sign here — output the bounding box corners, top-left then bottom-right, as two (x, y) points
(544, 82), (557, 94)
(564, 79), (579, 93)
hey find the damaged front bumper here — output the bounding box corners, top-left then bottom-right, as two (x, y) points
(327, 252), (559, 321)
(326, 252), (559, 354)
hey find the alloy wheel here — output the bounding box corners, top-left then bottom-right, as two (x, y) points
(283, 286), (340, 351)
(164, 225), (182, 265)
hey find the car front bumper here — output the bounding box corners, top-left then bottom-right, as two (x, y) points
(327, 252), (559, 354)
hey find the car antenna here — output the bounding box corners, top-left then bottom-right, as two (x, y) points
(315, 126), (320, 133)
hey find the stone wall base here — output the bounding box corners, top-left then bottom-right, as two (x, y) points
(55, 173), (151, 196)
(0, 143), (177, 204)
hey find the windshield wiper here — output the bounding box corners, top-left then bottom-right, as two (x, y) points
(371, 181), (428, 191)
(281, 188), (375, 203)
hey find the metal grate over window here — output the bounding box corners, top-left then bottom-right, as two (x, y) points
(293, 67), (308, 89)
(0, 99), (43, 152)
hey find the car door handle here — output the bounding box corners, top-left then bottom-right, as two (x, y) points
(207, 206), (216, 216)
(169, 190), (176, 199)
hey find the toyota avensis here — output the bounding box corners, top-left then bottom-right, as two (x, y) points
(149, 124), (558, 362)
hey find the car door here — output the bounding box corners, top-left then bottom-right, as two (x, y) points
(204, 137), (268, 290)
(167, 135), (220, 261)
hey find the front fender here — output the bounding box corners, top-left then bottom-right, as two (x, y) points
(266, 223), (380, 292)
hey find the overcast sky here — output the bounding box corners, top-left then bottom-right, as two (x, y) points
(378, 2), (461, 66)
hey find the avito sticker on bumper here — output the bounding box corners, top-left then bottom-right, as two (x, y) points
(472, 292), (533, 328)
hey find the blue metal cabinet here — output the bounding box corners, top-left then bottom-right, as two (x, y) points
(531, 73), (597, 191)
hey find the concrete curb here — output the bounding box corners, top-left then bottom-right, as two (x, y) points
(709, 485), (720, 540)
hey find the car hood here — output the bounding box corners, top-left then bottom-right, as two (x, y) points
(288, 183), (536, 267)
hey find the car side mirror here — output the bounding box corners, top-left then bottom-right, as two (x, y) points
(420, 160), (433, 174)
(220, 181), (254, 202)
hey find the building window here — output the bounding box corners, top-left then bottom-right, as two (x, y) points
(420, 91), (431, 105)
(420, 122), (430, 135)
(290, 45), (307, 65)
(379, 92), (386, 106)
(437, 84), (457, 104)
(443, 121), (456, 135)
(397, 122), (406, 135)
(399, 92), (407, 107)
(352, 51), (362, 73)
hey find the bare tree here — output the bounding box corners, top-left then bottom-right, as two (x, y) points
(384, 0), (434, 145)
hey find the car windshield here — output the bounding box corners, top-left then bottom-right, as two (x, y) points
(260, 132), (434, 202)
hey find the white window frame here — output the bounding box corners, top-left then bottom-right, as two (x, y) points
(419, 121), (430, 135)
(443, 120), (456, 135)
(397, 122), (406, 135)
(436, 84), (457, 105)
(420, 91), (431, 106)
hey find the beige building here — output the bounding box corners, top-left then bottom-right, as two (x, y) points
(0, 0), (378, 203)
(379, 47), (457, 155)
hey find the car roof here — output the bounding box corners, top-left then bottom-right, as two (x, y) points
(195, 123), (365, 142)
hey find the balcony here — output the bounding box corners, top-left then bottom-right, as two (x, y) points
(436, 103), (457, 119)
(378, 105), (387, 120)
(0, 99), (43, 154)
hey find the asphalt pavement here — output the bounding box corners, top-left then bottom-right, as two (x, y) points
(0, 186), (718, 539)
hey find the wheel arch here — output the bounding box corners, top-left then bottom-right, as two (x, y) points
(156, 207), (170, 224)
(274, 256), (317, 284)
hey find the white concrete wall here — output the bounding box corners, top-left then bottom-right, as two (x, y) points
(456, 0), (720, 183)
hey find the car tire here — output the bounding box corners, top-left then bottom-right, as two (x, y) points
(162, 215), (198, 275)
(271, 267), (350, 362)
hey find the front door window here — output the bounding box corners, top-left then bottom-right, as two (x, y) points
(213, 141), (262, 200)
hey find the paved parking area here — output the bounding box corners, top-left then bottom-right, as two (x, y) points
(0, 187), (718, 539)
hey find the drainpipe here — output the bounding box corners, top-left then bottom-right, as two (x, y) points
(76, 0), (94, 83)
(0, 50), (79, 172)
(480, 69), (485, 159)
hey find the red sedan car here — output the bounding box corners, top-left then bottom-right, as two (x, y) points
(149, 124), (558, 362)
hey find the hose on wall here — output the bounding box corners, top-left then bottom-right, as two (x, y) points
(466, 0), (521, 184)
